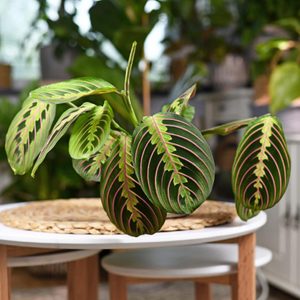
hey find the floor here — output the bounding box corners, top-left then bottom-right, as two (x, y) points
(11, 268), (299, 300)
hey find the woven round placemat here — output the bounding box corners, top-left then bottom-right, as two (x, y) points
(0, 198), (236, 235)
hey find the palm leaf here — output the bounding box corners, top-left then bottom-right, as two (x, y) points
(30, 77), (117, 104)
(69, 101), (113, 159)
(31, 102), (96, 176)
(5, 98), (56, 175)
(132, 112), (215, 214)
(72, 135), (115, 182)
(232, 114), (291, 220)
(100, 135), (166, 236)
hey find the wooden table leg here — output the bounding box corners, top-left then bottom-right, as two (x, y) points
(195, 282), (212, 300)
(234, 233), (256, 300)
(67, 254), (99, 300)
(109, 273), (128, 300)
(0, 245), (11, 300)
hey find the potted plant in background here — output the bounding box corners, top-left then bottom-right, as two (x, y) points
(253, 17), (300, 132)
(5, 43), (291, 236)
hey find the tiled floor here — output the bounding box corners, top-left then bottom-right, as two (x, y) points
(11, 268), (298, 300)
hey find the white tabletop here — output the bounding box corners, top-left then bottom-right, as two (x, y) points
(0, 202), (266, 250)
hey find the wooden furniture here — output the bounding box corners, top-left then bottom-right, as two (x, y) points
(0, 202), (267, 300)
(257, 134), (300, 298)
(0, 246), (99, 300)
(102, 244), (272, 300)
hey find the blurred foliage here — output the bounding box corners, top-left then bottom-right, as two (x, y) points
(236, 0), (300, 45)
(30, 0), (99, 58)
(253, 17), (300, 113)
(28, 0), (300, 96)
(89, 0), (160, 62)
(159, 0), (236, 82)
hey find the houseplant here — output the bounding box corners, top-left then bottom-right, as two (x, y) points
(254, 17), (300, 115)
(0, 83), (98, 203)
(5, 43), (291, 236)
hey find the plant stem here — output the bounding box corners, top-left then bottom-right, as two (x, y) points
(68, 102), (78, 108)
(142, 52), (151, 116)
(142, 13), (151, 116)
(124, 42), (139, 127)
(202, 117), (256, 137)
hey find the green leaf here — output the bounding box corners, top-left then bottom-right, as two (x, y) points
(31, 102), (96, 176)
(277, 18), (300, 35)
(202, 118), (256, 137)
(256, 38), (290, 60)
(232, 114), (291, 220)
(69, 101), (113, 159)
(132, 113), (215, 214)
(30, 77), (117, 104)
(100, 135), (166, 236)
(162, 84), (197, 122)
(69, 55), (143, 124)
(236, 202), (259, 222)
(270, 62), (300, 114)
(72, 135), (115, 182)
(5, 99), (56, 175)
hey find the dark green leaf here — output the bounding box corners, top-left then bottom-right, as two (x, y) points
(100, 135), (166, 236)
(30, 77), (117, 104)
(132, 113), (215, 214)
(232, 115), (291, 220)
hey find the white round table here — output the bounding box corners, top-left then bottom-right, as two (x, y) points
(0, 202), (267, 300)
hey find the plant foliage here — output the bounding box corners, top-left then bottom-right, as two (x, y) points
(5, 43), (291, 236)
(232, 115), (290, 220)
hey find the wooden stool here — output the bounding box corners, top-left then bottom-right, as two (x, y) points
(0, 246), (100, 300)
(102, 244), (272, 300)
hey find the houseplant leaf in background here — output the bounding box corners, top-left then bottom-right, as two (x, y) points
(269, 62), (300, 114)
(89, 0), (158, 61)
(232, 114), (290, 220)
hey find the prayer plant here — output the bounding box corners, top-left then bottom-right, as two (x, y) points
(5, 43), (291, 236)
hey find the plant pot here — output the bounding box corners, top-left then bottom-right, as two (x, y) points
(211, 54), (249, 90)
(0, 63), (12, 90)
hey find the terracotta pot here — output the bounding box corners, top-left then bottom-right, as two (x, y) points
(0, 63), (12, 89)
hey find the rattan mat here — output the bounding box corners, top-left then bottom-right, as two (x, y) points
(0, 198), (236, 234)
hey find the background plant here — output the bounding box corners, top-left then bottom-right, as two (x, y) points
(254, 17), (300, 114)
(5, 43), (291, 236)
